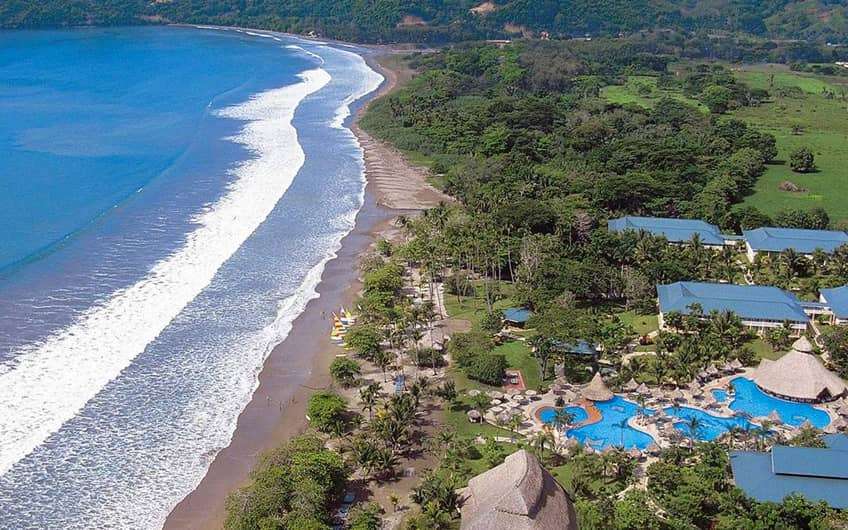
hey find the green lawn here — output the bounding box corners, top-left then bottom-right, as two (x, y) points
(733, 67), (848, 222)
(616, 310), (659, 336)
(747, 337), (785, 361)
(495, 340), (543, 390)
(601, 75), (707, 111)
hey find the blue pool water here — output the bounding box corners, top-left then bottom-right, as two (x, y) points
(539, 405), (588, 425)
(568, 397), (655, 450)
(712, 388), (728, 402)
(728, 377), (830, 428)
(665, 406), (754, 441)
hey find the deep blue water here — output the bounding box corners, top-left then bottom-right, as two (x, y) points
(0, 26), (382, 529)
(728, 377), (831, 428)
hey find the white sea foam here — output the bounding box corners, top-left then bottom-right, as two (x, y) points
(323, 46), (384, 129)
(286, 44), (325, 65)
(0, 68), (331, 477)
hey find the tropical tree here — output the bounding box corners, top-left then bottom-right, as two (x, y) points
(359, 382), (380, 421)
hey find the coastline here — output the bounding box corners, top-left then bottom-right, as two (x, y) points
(165, 51), (441, 529)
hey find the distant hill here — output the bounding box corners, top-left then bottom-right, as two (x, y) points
(2, 0), (847, 44)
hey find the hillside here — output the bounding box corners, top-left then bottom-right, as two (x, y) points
(2, 0), (848, 44)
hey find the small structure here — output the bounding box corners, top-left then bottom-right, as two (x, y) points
(608, 216), (731, 247)
(468, 409), (483, 423)
(730, 434), (848, 509)
(582, 373), (614, 402)
(553, 340), (600, 359)
(743, 227), (848, 261)
(636, 383), (651, 396)
(622, 378), (638, 393)
(458, 449), (579, 530)
(503, 308), (532, 328)
(657, 281), (810, 336)
(819, 285), (848, 325)
(752, 337), (848, 403)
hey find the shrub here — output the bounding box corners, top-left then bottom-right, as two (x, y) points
(345, 324), (383, 361)
(467, 354), (507, 386)
(376, 239), (392, 257)
(329, 356), (361, 388)
(445, 270), (473, 297)
(447, 331), (492, 368)
(410, 347), (446, 368)
(480, 311), (503, 334)
(348, 502), (383, 530)
(307, 391), (349, 434)
(789, 147), (816, 173)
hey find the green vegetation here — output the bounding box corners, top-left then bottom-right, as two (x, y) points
(601, 75), (706, 111)
(224, 434), (347, 530)
(6, 1), (848, 45)
(734, 67), (848, 222)
(329, 356), (361, 388)
(306, 391), (350, 434)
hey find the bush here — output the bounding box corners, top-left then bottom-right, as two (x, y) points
(224, 435), (347, 530)
(329, 357), (361, 388)
(376, 239), (392, 257)
(345, 324), (383, 361)
(348, 502), (383, 530)
(789, 147), (816, 173)
(467, 354), (507, 386)
(307, 391), (349, 434)
(410, 347), (446, 368)
(447, 331), (492, 368)
(480, 311), (503, 334)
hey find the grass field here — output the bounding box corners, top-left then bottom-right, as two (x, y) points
(601, 75), (706, 111)
(616, 310), (659, 336)
(733, 66), (848, 223)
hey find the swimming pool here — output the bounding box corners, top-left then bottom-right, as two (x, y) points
(567, 397), (656, 450)
(665, 406), (754, 441)
(727, 377), (830, 428)
(711, 388), (728, 402)
(538, 405), (588, 425)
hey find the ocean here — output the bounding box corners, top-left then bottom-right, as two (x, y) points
(0, 26), (382, 528)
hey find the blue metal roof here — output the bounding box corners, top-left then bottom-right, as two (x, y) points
(771, 445), (848, 479)
(731, 439), (848, 509)
(743, 227), (848, 254)
(657, 282), (809, 323)
(608, 216), (727, 246)
(820, 285), (848, 319)
(553, 340), (599, 356)
(503, 307), (532, 323)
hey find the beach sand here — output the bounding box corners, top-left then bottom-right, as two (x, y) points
(164, 54), (439, 529)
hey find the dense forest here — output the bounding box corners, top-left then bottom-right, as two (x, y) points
(2, 0), (848, 45)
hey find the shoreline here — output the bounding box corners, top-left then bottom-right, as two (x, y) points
(164, 47), (440, 529)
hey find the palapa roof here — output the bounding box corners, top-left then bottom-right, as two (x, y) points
(730, 358), (743, 369)
(583, 373), (614, 402)
(623, 378), (638, 392)
(753, 337), (848, 402)
(459, 449), (578, 530)
(636, 382), (651, 395)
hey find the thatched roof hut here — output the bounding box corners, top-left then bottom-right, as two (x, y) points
(730, 358), (743, 371)
(837, 403), (848, 418)
(458, 449), (578, 530)
(582, 373), (614, 402)
(706, 364), (719, 376)
(623, 378), (638, 392)
(767, 410), (782, 424)
(636, 383), (651, 396)
(752, 337), (848, 403)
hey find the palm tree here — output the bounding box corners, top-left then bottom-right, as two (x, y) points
(359, 382), (380, 421)
(551, 408), (575, 433)
(374, 349), (392, 382)
(686, 416), (703, 449)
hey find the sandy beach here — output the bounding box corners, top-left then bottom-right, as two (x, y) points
(164, 52), (442, 530)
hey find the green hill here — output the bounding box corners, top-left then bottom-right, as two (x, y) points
(2, 0), (848, 44)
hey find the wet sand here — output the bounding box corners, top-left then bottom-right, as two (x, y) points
(165, 52), (439, 529)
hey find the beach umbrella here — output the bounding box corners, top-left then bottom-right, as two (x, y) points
(525, 389), (538, 398)
(800, 419), (814, 430)
(723, 362), (734, 373)
(672, 389), (686, 402)
(550, 383), (563, 395)
(507, 388), (520, 396)
(563, 437), (580, 450)
(636, 383), (651, 395)
(486, 390), (504, 400)
(467, 409), (482, 423)
(562, 390), (577, 402)
(768, 410), (782, 424)
(730, 358), (743, 371)
(623, 378), (638, 393)
(706, 364), (719, 376)
(628, 447), (642, 459)
(467, 389), (481, 397)
(833, 417), (848, 431)
(646, 442), (661, 456)
(824, 423), (838, 434)
(490, 399), (503, 406)
(837, 403), (848, 417)
(489, 405), (504, 414)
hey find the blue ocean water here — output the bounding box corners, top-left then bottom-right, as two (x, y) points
(0, 26), (381, 528)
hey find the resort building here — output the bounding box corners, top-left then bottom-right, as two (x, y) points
(819, 286), (848, 325)
(657, 281), (810, 336)
(742, 227), (848, 261)
(730, 434), (848, 509)
(503, 307), (532, 328)
(608, 216), (734, 247)
(751, 337), (847, 403)
(458, 449), (579, 530)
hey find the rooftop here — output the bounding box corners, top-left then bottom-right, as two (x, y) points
(657, 281), (809, 323)
(731, 434), (848, 509)
(743, 227), (848, 254)
(608, 216), (727, 245)
(820, 285), (848, 319)
(753, 337), (847, 402)
(459, 449), (578, 530)
(503, 308), (532, 324)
